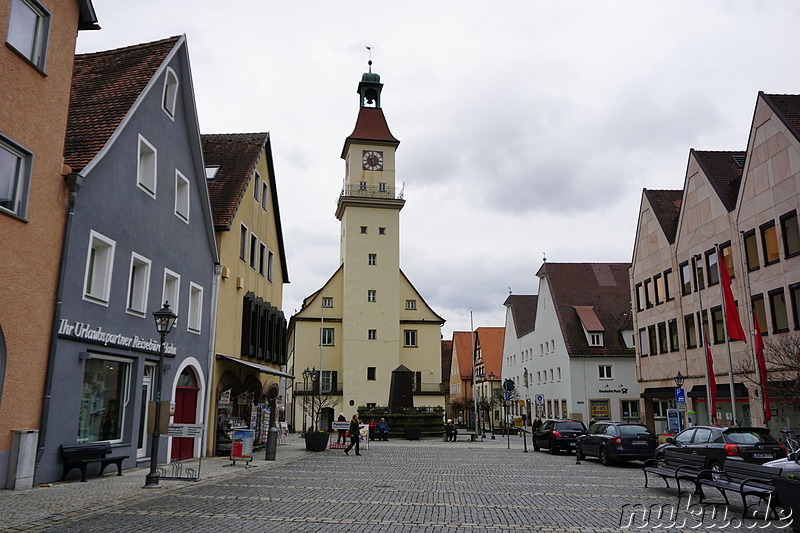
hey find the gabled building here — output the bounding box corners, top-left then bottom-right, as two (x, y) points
(448, 331), (474, 423)
(631, 92), (800, 434)
(36, 36), (218, 483)
(288, 64), (445, 431)
(522, 263), (636, 423)
(500, 294), (538, 421)
(0, 0), (99, 489)
(202, 132), (290, 455)
(474, 327), (505, 430)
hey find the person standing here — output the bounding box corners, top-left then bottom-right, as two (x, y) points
(344, 413), (361, 455)
(337, 412), (347, 444)
(532, 416), (542, 432)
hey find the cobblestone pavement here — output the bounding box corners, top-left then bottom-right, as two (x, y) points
(0, 434), (793, 532)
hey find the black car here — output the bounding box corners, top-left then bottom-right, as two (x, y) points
(533, 419), (587, 454)
(654, 426), (787, 473)
(575, 421), (657, 465)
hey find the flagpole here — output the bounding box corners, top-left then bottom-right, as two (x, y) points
(694, 254), (716, 425)
(738, 231), (769, 427)
(470, 312), (480, 435)
(715, 244), (738, 426)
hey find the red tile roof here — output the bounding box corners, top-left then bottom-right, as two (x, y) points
(503, 294), (538, 338)
(341, 107), (399, 158)
(202, 133), (269, 229)
(644, 189), (682, 244)
(475, 327), (505, 377)
(573, 306), (604, 332)
(536, 263), (634, 357)
(65, 36), (181, 171)
(451, 331), (473, 380)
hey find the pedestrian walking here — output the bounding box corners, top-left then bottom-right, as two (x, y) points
(532, 416), (542, 432)
(344, 413), (361, 455)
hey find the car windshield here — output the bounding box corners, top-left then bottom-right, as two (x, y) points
(556, 422), (585, 431)
(724, 430), (775, 444)
(618, 425), (652, 436)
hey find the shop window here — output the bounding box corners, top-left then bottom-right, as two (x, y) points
(668, 319), (679, 351)
(78, 356), (130, 443)
(590, 399), (610, 420)
(781, 210), (800, 258)
(761, 221), (780, 265)
(769, 288), (789, 333)
(652, 399), (675, 419)
(684, 314), (697, 349)
(744, 230), (759, 271)
(621, 400), (639, 419)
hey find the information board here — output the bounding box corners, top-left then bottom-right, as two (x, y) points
(231, 429), (254, 461)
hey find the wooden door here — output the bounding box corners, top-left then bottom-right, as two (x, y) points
(171, 386), (199, 461)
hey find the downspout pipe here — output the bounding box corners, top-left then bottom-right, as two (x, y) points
(36, 172), (82, 477)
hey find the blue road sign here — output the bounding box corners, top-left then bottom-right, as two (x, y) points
(504, 391), (511, 402)
(675, 388), (685, 404)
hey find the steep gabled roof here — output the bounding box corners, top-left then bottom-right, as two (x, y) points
(452, 331), (473, 380)
(761, 93), (800, 143)
(441, 340), (453, 386)
(341, 107), (400, 158)
(503, 294), (538, 338)
(643, 189), (682, 244)
(65, 36), (181, 172)
(536, 263), (634, 357)
(692, 150), (744, 212)
(475, 327), (505, 377)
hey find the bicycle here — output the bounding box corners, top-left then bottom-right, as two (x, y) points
(778, 427), (799, 453)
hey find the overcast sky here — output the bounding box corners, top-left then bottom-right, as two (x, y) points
(76, 1), (800, 338)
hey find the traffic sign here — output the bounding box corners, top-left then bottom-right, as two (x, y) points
(535, 394), (544, 404)
(675, 388), (685, 404)
(504, 391), (511, 402)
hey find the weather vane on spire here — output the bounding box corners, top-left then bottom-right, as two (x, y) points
(366, 45), (373, 71)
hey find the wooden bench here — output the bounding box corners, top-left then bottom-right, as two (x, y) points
(61, 442), (129, 482)
(642, 448), (707, 496)
(697, 460), (783, 517)
(442, 430), (478, 442)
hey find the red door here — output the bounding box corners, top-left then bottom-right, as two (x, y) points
(171, 386), (199, 461)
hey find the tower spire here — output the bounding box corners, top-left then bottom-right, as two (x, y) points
(358, 47), (382, 109)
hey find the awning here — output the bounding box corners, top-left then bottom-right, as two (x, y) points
(688, 383), (748, 399)
(641, 386), (677, 399)
(216, 354), (295, 379)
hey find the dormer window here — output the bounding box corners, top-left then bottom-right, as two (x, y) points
(589, 333), (603, 346)
(162, 67), (179, 118)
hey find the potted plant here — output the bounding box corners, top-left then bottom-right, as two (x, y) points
(773, 473), (800, 531)
(299, 369), (342, 451)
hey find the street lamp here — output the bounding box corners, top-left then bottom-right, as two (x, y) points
(673, 371), (685, 433)
(674, 371), (685, 388)
(144, 302), (177, 488)
(488, 372), (496, 439)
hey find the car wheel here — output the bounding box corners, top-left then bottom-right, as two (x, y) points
(654, 453), (666, 468)
(549, 439), (558, 454)
(599, 446), (612, 466)
(576, 444), (586, 461)
(710, 461), (723, 481)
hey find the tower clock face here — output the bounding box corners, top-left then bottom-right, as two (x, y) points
(362, 150), (384, 171)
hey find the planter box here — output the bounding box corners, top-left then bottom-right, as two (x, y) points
(404, 427), (421, 440)
(773, 478), (800, 531)
(304, 432), (329, 451)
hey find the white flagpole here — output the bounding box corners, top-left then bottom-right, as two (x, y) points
(738, 231), (767, 427)
(470, 312), (480, 435)
(715, 244), (738, 426)
(694, 254), (715, 425)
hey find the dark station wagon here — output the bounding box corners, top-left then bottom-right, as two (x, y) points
(533, 419), (587, 454)
(575, 421), (657, 465)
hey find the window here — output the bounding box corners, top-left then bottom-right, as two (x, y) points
(126, 253), (151, 316)
(654, 274), (665, 305)
(644, 279), (653, 308)
(187, 282), (203, 333)
(684, 314), (697, 348)
(781, 211), (800, 258)
(267, 250), (274, 282)
(174, 170), (189, 222)
(590, 333), (603, 346)
(550, 369), (554, 382)
(598, 365), (612, 380)
(648, 326), (657, 356)
(321, 328), (334, 346)
(137, 135), (157, 196)
(258, 243), (266, 276)
(162, 67), (179, 117)
(639, 329), (648, 356)
(239, 224), (248, 261)
(590, 399), (610, 420)
(406, 299), (416, 310)
(761, 221), (780, 265)
(368, 329), (377, 340)
(404, 330), (417, 347)
(668, 319), (679, 351)
(621, 400), (639, 419)
(557, 367), (561, 381)
(695, 258), (705, 290)
(657, 322), (668, 353)
(368, 253), (377, 265)
(7, 0), (49, 69)
(680, 261), (692, 295)
(359, 181), (367, 190)
(537, 371), (541, 384)
(699, 310), (710, 344)
(753, 295), (767, 335)
(368, 289), (376, 302)
(0, 137), (31, 217)
(711, 306), (724, 344)
(663, 269), (673, 301)
(78, 356), (130, 443)
(261, 181), (268, 211)
(320, 370), (332, 393)
(790, 283), (800, 330)
(378, 182), (386, 192)
(720, 243), (734, 278)
(360, 226), (367, 234)
(378, 227), (386, 235)
(249, 234), (257, 269)
(83, 231), (116, 304)
(322, 297), (333, 308)
(253, 172), (260, 201)
(635, 283), (644, 311)
(744, 230), (759, 271)
(205, 166), (219, 180)
(162, 269), (180, 315)
(769, 288), (789, 333)
(706, 249), (719, 286)
(367, 367), (376, 380)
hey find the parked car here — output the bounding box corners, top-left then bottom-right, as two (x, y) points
(533, 419), (587, 454)
(575, 421), (657, 465)
(653, 426), (787, 474)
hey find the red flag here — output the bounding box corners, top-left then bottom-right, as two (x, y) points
(705, 339), (717, 423)
(718, 255), (747, 342)
(754, 314), (771, 422)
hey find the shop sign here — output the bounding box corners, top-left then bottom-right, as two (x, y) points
(168, 423), (204, 438)
(231, 429), (254, 461)
(598, 385), (629, 395)
(58, 318), (177, 355)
